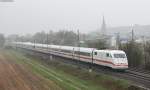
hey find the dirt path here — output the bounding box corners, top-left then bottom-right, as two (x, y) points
(0, 51), (61, 90)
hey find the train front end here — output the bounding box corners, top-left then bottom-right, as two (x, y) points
(111, 51), (128, 70)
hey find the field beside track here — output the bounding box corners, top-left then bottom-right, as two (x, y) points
(0, 50), (62, 90)
(0, 49), (130, 90)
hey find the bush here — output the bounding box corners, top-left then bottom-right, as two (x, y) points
(0, 33), (5, 48)
(121, 41), (143, 67)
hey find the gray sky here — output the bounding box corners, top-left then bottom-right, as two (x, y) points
(0, 0), (150, 35)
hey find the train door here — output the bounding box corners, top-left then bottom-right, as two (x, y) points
(93, 50), (98, 64)
(105, 52), (113, 67)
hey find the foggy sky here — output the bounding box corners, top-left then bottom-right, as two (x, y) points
(0, 0), (150, 35)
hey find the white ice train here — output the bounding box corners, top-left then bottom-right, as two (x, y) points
(12, 42), (128, 70)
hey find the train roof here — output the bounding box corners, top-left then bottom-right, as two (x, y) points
(95, 49), (125, 54)
(74, 47), (95, 53)
(13, 42), (125, 54)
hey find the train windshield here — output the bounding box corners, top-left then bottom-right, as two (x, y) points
(113, 54), (126, 58)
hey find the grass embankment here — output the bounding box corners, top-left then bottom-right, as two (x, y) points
(5, 49), (129, 90)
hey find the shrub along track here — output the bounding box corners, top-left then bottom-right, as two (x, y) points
(0, 50), (62, 90)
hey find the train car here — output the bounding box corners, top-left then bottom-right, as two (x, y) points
(93, 50), (128, 69)
(11, 42), (128, 70)
(73, 47), (95, 63)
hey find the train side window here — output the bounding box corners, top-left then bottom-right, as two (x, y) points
(106, 53), (112, 58)
(94, 52), (97, 55)
(106, 53), (109, 57)
(109, 54), (112, 58)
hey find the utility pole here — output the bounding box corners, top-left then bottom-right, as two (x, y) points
(131, 27), (135, 67)
(77, 29), (81, 68)
(131, 29), (134, 42)
(116, 32), (120, 50)
(89, 49), (95, 72)
(15, 36), (18, 50)
(142, 36), (146, 68)
(47, 32), (49, 51)
(47, 32), (53, 60)
(34, 40), (35, 48)
(16, 39), (17, 50)
(21, 38), (23, 48)
(77, 29), (80, 62)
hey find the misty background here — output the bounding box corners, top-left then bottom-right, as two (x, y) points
(0, 0), (150, 36)
(1, 0), (150, 70)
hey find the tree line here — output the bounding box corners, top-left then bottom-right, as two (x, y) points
(7, 30), (79, 46)
(120, 40), (150, 70)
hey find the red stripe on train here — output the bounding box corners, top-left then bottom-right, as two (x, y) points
(72, 54), (128, 67)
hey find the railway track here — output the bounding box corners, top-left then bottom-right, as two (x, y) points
(128, 66), (150, 75)
(92, 64), (150, 89)
(16, 47), (150, 89)
(123, 71), (150, 88)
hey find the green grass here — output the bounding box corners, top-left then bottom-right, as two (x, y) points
(5, 49), (130, 90)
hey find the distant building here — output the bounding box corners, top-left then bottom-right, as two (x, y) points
(101, 16), (107, 35)
(99, 16), (117, 49)
(99, 16), (118, 49)
(86, 16), (118, 49)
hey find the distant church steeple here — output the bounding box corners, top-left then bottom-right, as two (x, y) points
(101, 16), (107, 35)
